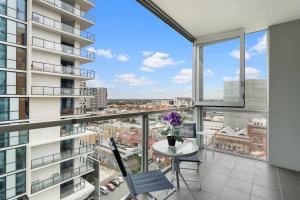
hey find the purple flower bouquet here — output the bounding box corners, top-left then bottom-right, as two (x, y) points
(161, 111), (184, 146)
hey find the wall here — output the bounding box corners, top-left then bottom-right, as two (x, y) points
(269, 19), (300, 171)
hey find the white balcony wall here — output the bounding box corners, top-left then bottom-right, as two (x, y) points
(31, 141), (60, 162)
(31, 160), (60, 183)
(31, 73), (61, 88)
(32, 27), (61, 44)
(30, 183), (60, 200)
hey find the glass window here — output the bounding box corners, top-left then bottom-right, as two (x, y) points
(0, 0), (6, 16)
(7, 45), (16, 69)
(16, 23), (26, 45)
(16, 47), (26, 70)
(0, 97), (9, 121)
(16, 72), (25, 95)
(17, 0), (26, 21)
(6, 72), (16, 94)
(10, 98), (19, 120)
(16, 147), (25, 170)
(19, 98), (27, 120)
(7, 20), (16, 44)
(0, 44), (6, 68)
(0, 17), (6, 41)
(0, 151), (5, 174)
(16, 171), (25, 195)
(0, 132), (9, 148)
(0, 70), (5, 94)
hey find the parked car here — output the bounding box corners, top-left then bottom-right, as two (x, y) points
(105, 183), (115, 191)
(110, 179), (120, 187)
(100, 186), (108, 195)
(117, 176), (124, 183)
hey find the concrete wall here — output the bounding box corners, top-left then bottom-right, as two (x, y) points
(269, 19), (300, 171)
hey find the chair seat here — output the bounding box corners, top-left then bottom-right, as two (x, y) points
(178, 154), (202, 163)
(128, 170), (174, 195)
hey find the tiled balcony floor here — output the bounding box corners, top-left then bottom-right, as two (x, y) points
(163, 150), (300, 200)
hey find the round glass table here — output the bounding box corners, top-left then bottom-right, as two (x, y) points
(152, 139), (199, 200)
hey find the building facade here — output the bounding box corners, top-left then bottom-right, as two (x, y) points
(81, 87), (107, 111)
(0, 0), (97, 199)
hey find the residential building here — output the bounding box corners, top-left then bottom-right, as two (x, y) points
(174, 97), (193, 107)
(81, 87), (108, 111)
(0, 0), (97, 199)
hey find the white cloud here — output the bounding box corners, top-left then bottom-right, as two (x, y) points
(117, 55), (130, 62)
(113, 73), (155, 86)
(87, 47), (115, 59)
(173, 68), (192, 83)
(204, 69), (214, 77)
(139, 67), (155, 73)
(223, 76), (239, 81)
(244, 67), (260, 79)
(87, 47), (130, 62)
(230, 49), (250, 60)
(250, 33), (267, 54)
(143, 52), (184, 69)
(142, 51), (153, 56)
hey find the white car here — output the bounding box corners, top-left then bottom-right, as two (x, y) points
(117, 176), (124, 183)
(100, 186), (109, 195)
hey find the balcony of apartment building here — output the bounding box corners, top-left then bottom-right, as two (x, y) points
(31, 86), (93, 97)
(31, 61), (95, 80)
(60, 124), (96, 139)
(34, 0), (95, 29)
(32, 12), (95, 46)
(60, 177), (95, 200)
(32, 37), (95, 63)
(31, 144), (94, 170)
(31, 159), (94, 194)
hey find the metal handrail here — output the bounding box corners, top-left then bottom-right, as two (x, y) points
(32, 12), (95, 41)
(31, 144), (94, 169)
(0, 31), (26, 46)
(38, 0), (95, 23)
(0, 85), (26, 95)
(31, 160), (94, 194)
(60, 125), (87, 137)
(32, 37), (95, 60)
(0, 107), (194, 132)
(31, 61), (95, 78)
(61, 107), (87, 116)
(0, 3), (26, 21)
(31, 86), (94, 96)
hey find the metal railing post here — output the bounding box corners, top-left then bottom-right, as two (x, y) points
(142, 114), (149, 172)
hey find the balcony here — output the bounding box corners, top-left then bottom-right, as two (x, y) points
(31, 160), (94, 194)
(32, 12), (95, 46)
(32, 37), (95, 63)
(60, 177), (94, 200)
(31, 86), (94, 97)
(35, 0), (95, 29)
(60, 125), (87, 137)
(61, 107), (87, 116)
(31, 144), (94, 169)
(31, 61), (95, 79)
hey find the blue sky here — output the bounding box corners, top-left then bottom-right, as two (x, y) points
(84, 0), (267, 99)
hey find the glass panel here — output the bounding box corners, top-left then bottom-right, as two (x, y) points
(9, 132), (19, 146)
(17, 0), (26, 21)
(16, 171), (26, 195)
(16, 47), (26, 70)
(10, 98), (19, 120)
(0, 177), (5, 200)
(6, 173), (16, 199)
(0, 151), (5, 174)
(0, 132), (9, 148)
(16, 147), (26, 170)
(7, 20), (16, 44)
(7, 0), (17, 19)
(7, 46), (16, 69)
(0, 44), (6, 68)
(6, 72), (16, 94)
(0, 0), (7, 16)
(18, 98), (28, 120)
(16, 72), (25, 95)
(16, 23), (26, 45)
(19, 130), (28, 144)
(0, 70), (5, 94)
(0, 17), (6, 41)
(0, 98), (8, 121)
(6, 149), (16, 173)
(202, 37), (241, 103)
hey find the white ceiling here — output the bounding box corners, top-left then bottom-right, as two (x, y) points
(152, 0), (300, 39)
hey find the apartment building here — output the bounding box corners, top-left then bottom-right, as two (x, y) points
(80, 87), (107, 111)
(0, 0), (97, 199)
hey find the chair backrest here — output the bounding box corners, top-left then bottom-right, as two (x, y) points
(109, 137), (128, 177)
(180, 122), (196, 138)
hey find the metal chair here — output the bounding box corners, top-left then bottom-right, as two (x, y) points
(177, 122), (202, 188)
(109, 137), (175, 200)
